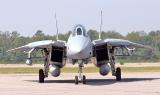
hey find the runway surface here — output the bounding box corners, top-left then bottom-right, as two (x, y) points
(0, 73), (160, 95)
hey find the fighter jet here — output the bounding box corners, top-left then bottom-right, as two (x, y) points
(8, 13), (151, 84)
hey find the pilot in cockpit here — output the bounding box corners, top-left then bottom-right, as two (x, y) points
(77, 28), (82, 35)
(72, 25), (87, 37)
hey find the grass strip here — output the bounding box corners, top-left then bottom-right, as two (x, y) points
(0, 67), (160, 74)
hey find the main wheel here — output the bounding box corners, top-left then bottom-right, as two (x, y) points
(116, 67), (121, 81)
(82, 75), (86, 84)
(39, 69), (45, 83)
(75, 76), (78, 84)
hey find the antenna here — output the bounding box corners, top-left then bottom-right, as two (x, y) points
(55, 13), (59, 41)
(99, 10), (103, 39)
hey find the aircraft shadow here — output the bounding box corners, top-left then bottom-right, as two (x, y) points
(25, 77), (160, 86)
(86, 78), (160, 86)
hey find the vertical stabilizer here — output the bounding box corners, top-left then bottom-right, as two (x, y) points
(99, 10), (103, 39)
(55, 13), (59, 41)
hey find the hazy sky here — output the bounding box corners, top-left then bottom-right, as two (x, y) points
(0, 0), (160, 36)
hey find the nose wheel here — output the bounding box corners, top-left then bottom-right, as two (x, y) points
(74, 75), (86, 84)
(74, 62), (86, 84)
(82, 75), (86, 84)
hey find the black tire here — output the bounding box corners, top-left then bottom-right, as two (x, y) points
(75, 76), (78, 84)
(82, 75), (86, 84)
(39, 69), (44, 83)
(116, 67), (121, 81)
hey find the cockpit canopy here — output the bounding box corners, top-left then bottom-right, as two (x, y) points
(72, 24), (87, 37)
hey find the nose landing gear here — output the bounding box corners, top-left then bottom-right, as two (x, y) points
(74, 61), (86, 85)
(75, 75), (86, 84)
(82, 75), (86, 84)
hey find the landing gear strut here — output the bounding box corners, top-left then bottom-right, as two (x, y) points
(109, 47), (122, 81)
(74, 61), (86, 84)
(38, 48), (49, 83)
(110, 61), (122, 81)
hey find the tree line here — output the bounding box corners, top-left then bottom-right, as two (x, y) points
(0, 30), (160, 63)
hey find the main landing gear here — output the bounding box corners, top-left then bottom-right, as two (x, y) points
(39, 69), (45, 83)
(109, 63), (122, 81)
(38, 48), (49, 83)
(109, 61), (122, 81)
(115, 67), (121, 81)
(75, 61), (86, 85)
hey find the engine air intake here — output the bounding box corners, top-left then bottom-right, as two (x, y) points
(50, 46), (65, 63)
(93, 43), (109, 65)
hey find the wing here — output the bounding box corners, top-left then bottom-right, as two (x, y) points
(93, 38), (151, 49)
(104, 39), (151, 49)
(7, 40), (66, 53)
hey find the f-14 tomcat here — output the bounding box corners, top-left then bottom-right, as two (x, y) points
(8, 24), (151, 84)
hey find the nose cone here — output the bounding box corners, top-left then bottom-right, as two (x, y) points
(71, 44), (84, 55)
(68, 36), (88, 58)
(67, 36), (91, 59)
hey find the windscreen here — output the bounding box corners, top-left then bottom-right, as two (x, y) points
(77, 28), (82, 35)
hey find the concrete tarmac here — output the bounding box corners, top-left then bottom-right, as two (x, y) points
(0, 73), (160, 95)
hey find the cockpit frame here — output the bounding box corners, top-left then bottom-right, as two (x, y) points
(72, 24), (87, 37)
